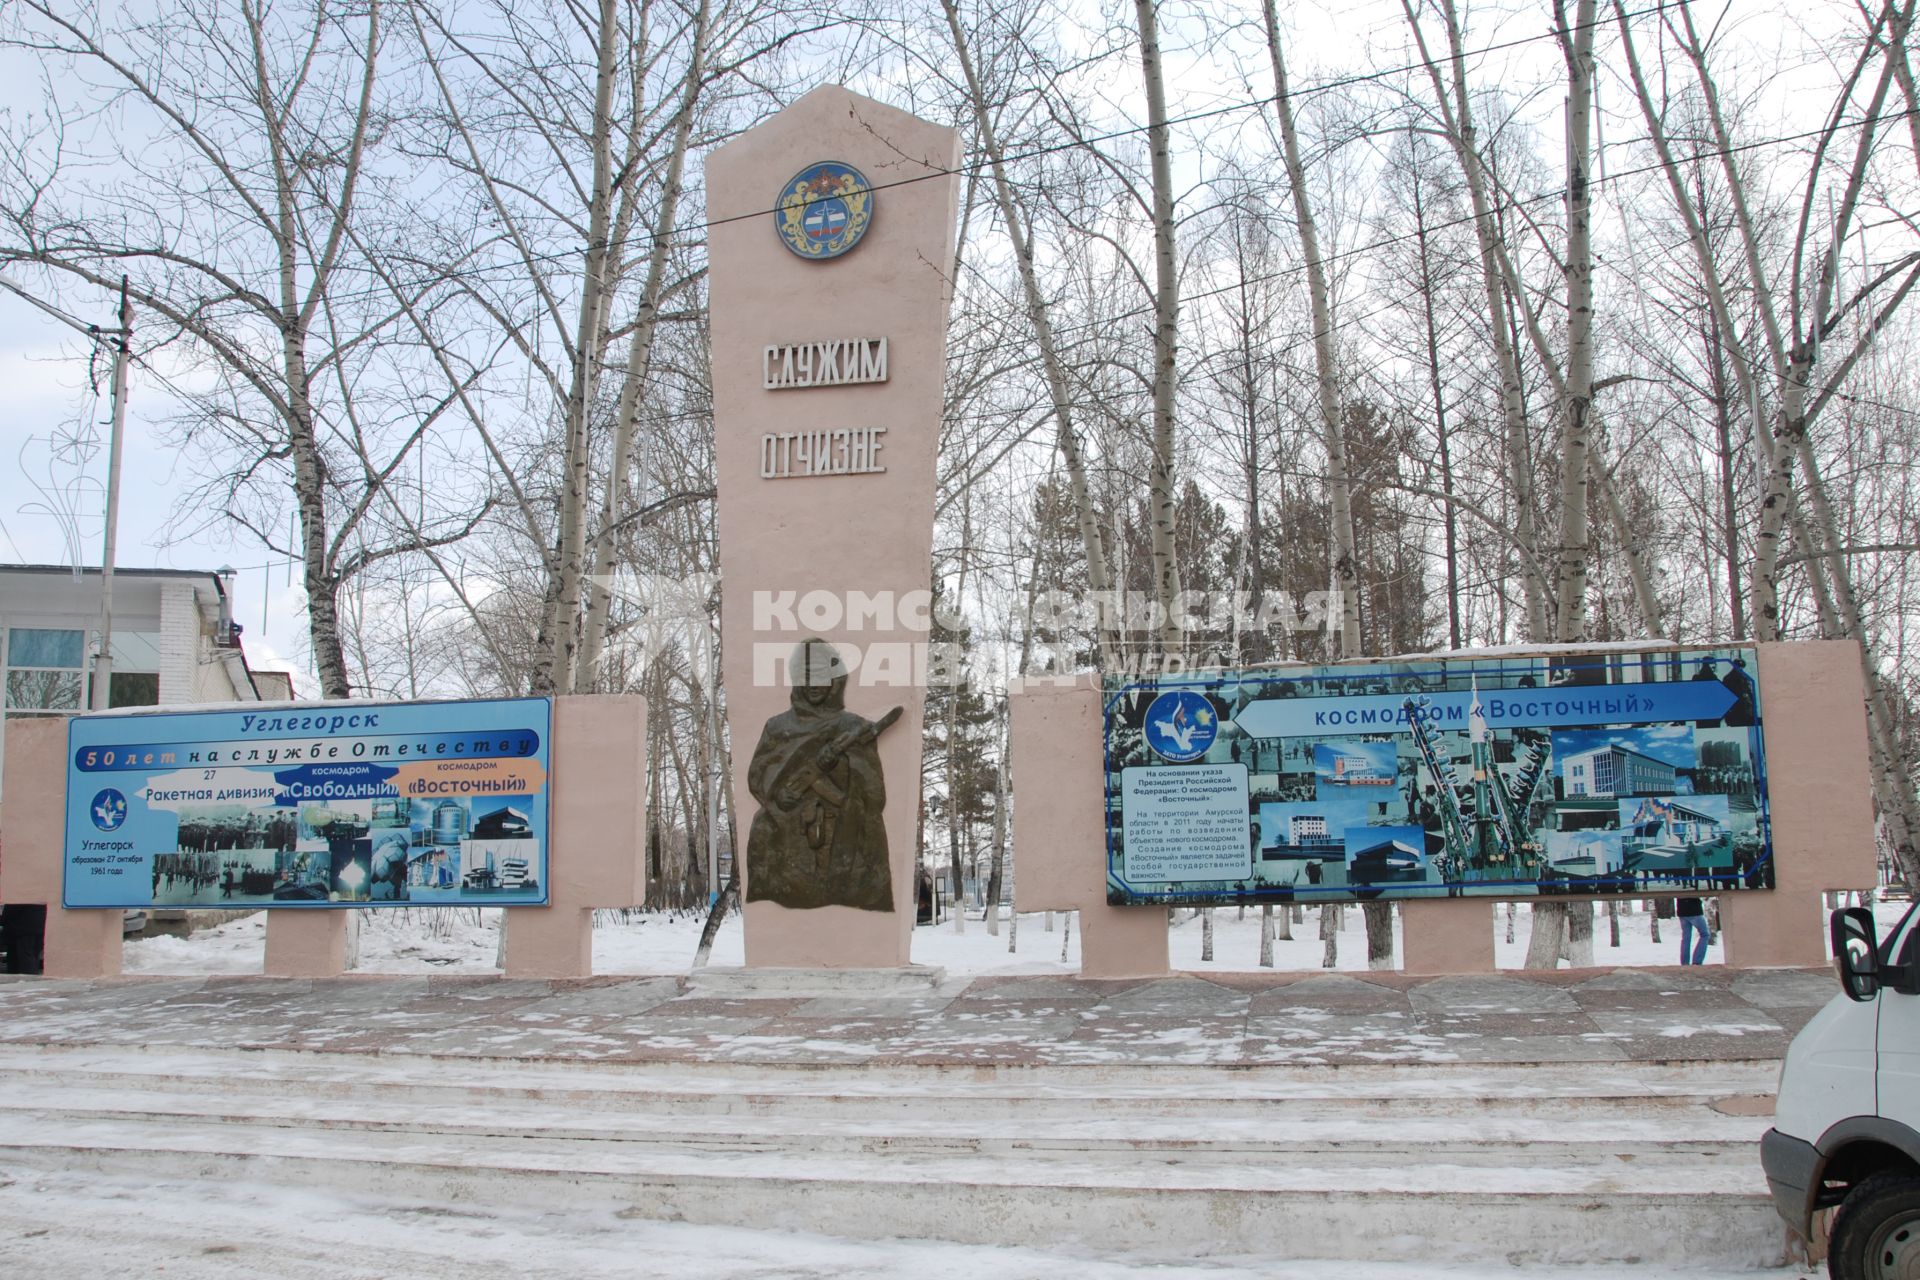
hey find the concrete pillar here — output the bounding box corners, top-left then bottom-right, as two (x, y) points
(0, 715), (122, 978)
(706, 87), (961, 969)
(264, 910), (348, 977)
(1007, 678), (1170, 979)
(1401, 899), (1495, 974)
(1719, 641), (1877, 968)
(502, 695), (646, 979)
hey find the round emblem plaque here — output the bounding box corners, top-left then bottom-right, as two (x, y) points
(774, 161), (875, 261)
(91, 787), (128, 832)
(1143, 690), (1219, 764)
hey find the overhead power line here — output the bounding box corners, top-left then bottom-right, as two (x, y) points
(0, 275), (124, 342)
(315, 0), (1685, 302)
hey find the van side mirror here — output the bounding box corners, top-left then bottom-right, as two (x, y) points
(1832, 907), (1881, 1002)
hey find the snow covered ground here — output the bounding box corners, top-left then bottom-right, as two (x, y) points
(0, 1169), (1818, 1280)
(117, 896), (1888, 978)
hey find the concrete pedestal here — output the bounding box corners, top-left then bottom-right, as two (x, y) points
(1401, 899), (1496, 975)
(264, 910), (348, 978)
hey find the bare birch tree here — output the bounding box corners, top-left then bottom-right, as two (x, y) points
(0, 0), (491, 698)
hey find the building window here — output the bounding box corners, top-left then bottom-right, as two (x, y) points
(5, 627), (85, 714)
(3, 628), (163, 714)
(109, 671), (160, 708)
(107, 632), (162, 707)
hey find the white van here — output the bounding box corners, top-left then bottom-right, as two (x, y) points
(1763, 905), (1920, 1277)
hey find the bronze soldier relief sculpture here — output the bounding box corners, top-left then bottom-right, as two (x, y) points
(745, 638), (902, 912)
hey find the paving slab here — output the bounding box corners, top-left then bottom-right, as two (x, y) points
(0, 966), (1836, 1069)
(1096, 977), (1250, 1016)
(1422, 1033), (1633, 1064)
(1614, 1031), (1792, 1062)
(685, 966), (946, 997)
(1574, 969), (1721, 992)
(948, 976), (1099, 1002)
(1415, 1011), (1605, 1038)
(507, 978), (681, 1019)
(1243, 1013), (1449, 1064)
(937, 998), (1103, 1021)
(606, 1013), (779, 1037)
(1568, 986), (1754, 1013)
(1248, 974), (1410, 1014)
(1584, 1007), (1784, 1039)
(785, 996), (958, 1020)
(1409, 975), (1583, 1015)
(1732, 968), (1846, 1009)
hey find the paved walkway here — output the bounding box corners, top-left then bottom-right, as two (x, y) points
(0, 964), (1837, 1067)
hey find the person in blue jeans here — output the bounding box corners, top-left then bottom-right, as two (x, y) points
(1677, 896), (1709, 965)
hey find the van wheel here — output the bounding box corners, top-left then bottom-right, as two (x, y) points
(1830, 1175), (1920, 1279)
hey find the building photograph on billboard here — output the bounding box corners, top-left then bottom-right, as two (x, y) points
(63, 698), (552, 909)
(1103, 647), (1772, 907)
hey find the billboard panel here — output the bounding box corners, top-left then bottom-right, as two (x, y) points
(1104, 648), (1772, 906)
(64, 698), (552, 909)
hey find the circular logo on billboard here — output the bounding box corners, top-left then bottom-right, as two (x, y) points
(90, 788), (128, 832)
(774, 161), (874, 260)
(1143, 690), (1218, 763)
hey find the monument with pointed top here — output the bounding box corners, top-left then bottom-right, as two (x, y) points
(707, 87), (961, 967)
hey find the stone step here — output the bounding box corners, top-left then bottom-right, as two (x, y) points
(0, 1047), (1778, 1148)
(0, 1053), (1778, 1140)
(0, 1113), (1784, 1268)
(0, 1043), (1780, 1105)
(0, 1098), (1768, 1165)
(5, 1079), (1764, 1122)
(0, 1045), (1787, 1267)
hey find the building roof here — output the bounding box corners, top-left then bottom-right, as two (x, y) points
(0, 562), (262, 699)
(252, 671), (296, 701)
(1352, 836), (1422, 860)
(0, 564), (231, 580)
(1565, 742), (1676, 771)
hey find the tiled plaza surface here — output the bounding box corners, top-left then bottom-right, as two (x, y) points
(0, 964), (1838, 1067)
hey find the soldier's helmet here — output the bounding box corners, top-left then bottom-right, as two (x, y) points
(788, 637), (850, 695)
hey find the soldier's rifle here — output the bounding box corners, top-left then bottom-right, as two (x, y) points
(776, 705), (904, 809)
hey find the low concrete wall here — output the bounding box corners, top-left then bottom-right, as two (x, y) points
(1009, 642), (1877, 977)
(0, 695), (647, 979)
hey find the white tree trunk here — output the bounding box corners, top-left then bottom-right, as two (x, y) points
(1403, 0), (1552, 637)
(574, 0), (711, 691)
(534, 0), (622, 695)
(939, 0), (1121, 662)
(1263, 0), (1363, 655)
(1134, 0), (1185, 656)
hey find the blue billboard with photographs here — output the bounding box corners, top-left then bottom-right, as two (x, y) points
(64, 698), (552, 909)
(1103, 647), (1773, 906)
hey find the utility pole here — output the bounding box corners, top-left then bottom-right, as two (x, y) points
(0, 273), (134, 711)
(89, 278), (132, 711)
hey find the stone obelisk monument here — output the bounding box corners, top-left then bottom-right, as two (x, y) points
(707, 87), (960, 967)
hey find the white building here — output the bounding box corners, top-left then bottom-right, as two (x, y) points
(1289, 814), (1328, 843)
(1561, 743), (1677, 799)
(0, 565), (266, 808)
